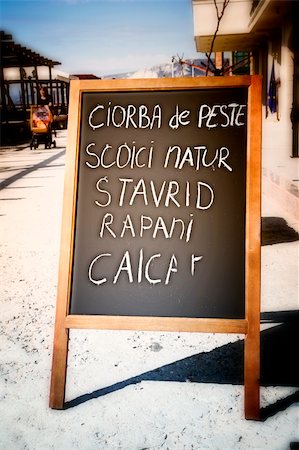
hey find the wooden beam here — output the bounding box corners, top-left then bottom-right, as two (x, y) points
(65, 316), (248, 334)
(49, 81), (81, 409)
(244, 75), (262, 420)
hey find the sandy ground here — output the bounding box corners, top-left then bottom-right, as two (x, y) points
(0, 130), (298, 450)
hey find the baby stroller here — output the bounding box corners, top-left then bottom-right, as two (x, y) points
(30, 105), (56, 149)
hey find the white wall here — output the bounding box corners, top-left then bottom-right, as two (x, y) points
(262, 23), (298, 226)
(193, 0), (251, 37)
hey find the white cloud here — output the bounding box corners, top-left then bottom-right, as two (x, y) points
(128, 69), (158, 79)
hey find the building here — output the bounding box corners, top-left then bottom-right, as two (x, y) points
(70, 74), (100, 80)
(192, 0), (299, 226)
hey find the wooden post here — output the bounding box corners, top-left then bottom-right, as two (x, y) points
(60, 81), (65, 108)
(19, 66), (26, 112)
(215, 52), (223, 69)
(244, 75), (262, 420)
(49, 80), (81, 408)
(49, 65), (53, 103)
(49, 324), (69, 409)
(34, 65), (39, 104)
(0, 64), (7, 120)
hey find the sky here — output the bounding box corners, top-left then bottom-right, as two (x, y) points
(0, 0), (200, 76)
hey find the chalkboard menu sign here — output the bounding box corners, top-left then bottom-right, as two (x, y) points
(71, 88), (247, 318)
(50, 77), (262, 418)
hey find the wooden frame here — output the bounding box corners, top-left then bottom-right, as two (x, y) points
(50, 76), (262, 419)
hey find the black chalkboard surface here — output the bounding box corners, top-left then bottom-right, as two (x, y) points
(70, 87), (248, 318)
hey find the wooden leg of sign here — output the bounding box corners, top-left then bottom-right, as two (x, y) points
(244, 323), (260, 420)
(49, 325), (69, 409)
(244, 75), (262, 420)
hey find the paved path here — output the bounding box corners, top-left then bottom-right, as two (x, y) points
(0, 130), (298, 450)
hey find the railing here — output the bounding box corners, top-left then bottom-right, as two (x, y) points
(250, 0), (261, 16)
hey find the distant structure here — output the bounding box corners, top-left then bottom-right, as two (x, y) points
(70, 74), (100, 80)
(0, 31), (69, 144)
(175, 54), (250, 77)
(103, 58), (211, 80)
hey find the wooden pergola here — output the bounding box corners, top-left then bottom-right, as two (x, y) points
(0, 31), (69, 142)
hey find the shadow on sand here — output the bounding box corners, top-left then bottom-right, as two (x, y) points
(0, 149), (65, 191)
(64, 310), (299, 420)
(261, 217), (299, 245)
